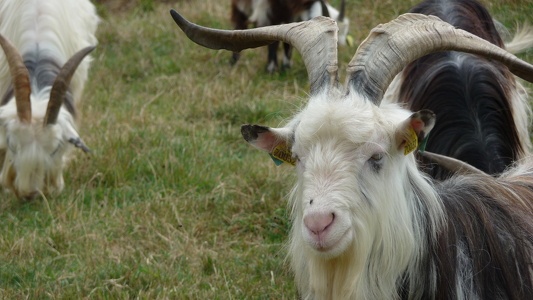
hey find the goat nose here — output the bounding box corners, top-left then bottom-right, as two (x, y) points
(304, 212), (334, 235)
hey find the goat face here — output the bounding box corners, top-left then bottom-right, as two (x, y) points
(0, 35), (93, 200)
(243, 92), (435, 258)
(0, 98), (83, 199)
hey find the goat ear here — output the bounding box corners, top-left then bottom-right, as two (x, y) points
(68, 137), (90, 153)
(241, 124), (288, 152)
(61, 123), (90, 153)
(396, 110), (436, 155)
(241, 124), (295, 165)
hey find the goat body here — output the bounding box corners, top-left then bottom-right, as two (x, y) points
(387, 0), (533, 179)
(0, 0), (99, 199)
(230, 0), (348, 73)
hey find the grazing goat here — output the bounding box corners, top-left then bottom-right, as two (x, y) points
(0, 0), (99, 199)
(170, 9), (533, 299)
(230, 0), (349, 73)
(385, 0), (533, 179)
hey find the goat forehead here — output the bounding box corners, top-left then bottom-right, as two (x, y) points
(295, 98), (392, 148)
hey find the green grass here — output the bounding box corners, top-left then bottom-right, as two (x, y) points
(1, 0), (532, 298)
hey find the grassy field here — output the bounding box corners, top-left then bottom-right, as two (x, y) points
(1, 0), (532, 298)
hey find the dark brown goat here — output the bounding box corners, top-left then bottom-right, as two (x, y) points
(230, 0), (348, 73)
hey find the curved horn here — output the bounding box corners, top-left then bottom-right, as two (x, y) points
(0, 34), (31, 123)
(44, 46), (95, 126)
(170, 9), (339, 94)
(418, 151), (489, 177)
(346, 13), (533, 105)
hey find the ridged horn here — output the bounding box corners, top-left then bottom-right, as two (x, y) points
(44, 46), (95, 126)
(346, 13), (533, 105)
(170, 9), (339, 94)
(418, 151), (489, 177)
(0, 34), (31, 123)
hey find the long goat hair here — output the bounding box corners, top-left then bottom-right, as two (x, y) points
(0, 0), (99, 199)
(170, 6), (533, 299)
(395, 0), (533, 179)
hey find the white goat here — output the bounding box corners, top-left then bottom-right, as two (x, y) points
(171, 10), (533, 299)
(0, 0), (99, 199)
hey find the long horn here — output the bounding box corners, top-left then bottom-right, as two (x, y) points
(346, 13), (533, 105)
(44, 46), (95, 126)
(0, 34), (31, 123)
(170, 9), (339, 94)
(418, 151), (489, 177)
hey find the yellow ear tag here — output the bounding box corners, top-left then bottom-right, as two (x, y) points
(346, 35), (355, 47)
(404, 127), (418, 155)
(270, 142), (296, 166)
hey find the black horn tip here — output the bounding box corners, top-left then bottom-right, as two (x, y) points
(170, 9), (185, 25)
(68, 137), (91, 153)
(241, 124), (270, 142)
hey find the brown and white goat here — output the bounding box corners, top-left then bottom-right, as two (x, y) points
(230, 0), (349, 73)
(170, 9), (533, 299)
(0, 0), (98, 199)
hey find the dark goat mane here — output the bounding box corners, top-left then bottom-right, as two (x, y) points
(398, 162), (533, 299)
(431, 170), (533, 299)
(399, 0), (522, 178)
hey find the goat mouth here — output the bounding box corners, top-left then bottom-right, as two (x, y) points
(311, 228), (350, 254)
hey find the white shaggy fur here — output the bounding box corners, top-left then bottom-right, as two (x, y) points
(282, 90), (444, 299)
(0, 0), (99, 198)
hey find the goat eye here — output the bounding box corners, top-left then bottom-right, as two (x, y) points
(368, 152), (384, 172)
(370, 153), (383, 161)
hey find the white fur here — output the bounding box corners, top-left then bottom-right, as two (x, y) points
(0, 0), (99, 198)
(247, 0), (271, 27)
(282, 90), (444, 299)
(505, 24), (533, 154)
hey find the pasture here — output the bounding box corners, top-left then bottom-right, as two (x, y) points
(1, 0), (532, 298)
